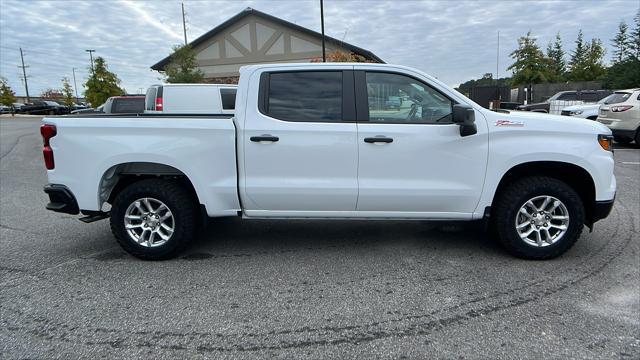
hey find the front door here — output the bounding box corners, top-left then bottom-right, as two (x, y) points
(355, 70), (488, 217)
(243, 70), (358, 213)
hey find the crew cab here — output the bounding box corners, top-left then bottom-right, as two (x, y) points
(41, 63), (616, 260)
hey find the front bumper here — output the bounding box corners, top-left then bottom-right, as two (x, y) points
(611, 129), (637, 139)
(592, 197), (615, 224)
(44, 184), (79, 214)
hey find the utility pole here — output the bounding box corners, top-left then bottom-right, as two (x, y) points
(72, 67), (79, 103)
(320, 0), (326, 62)
(85, 49), (95, 76)
(182, 3), (188, 45)
(18, 48), (30, 102)
(496, 31), (500, 81)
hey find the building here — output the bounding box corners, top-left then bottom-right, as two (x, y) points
(151, 7), (383, 84)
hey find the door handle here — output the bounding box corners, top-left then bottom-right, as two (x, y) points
(250, 135), (279, 142)
(364, 136), (393, 144)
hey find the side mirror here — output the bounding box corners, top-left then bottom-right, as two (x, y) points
(452, 104), (477, 137)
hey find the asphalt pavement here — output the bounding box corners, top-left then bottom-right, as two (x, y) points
(1, 116), (639, 359)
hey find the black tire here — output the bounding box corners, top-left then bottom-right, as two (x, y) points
(48, 110), (55, 115)
(493, 176), (585, 260)
(635, 129), (640, 145)
(613, 135), (633, 144)
(110, 178), (198, 260)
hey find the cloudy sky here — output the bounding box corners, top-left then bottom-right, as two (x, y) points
(0, 0), (638, 97)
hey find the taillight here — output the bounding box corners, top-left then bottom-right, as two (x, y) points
(40, 124), (56, 170)
(155, 97), (163, 111)
(611, 105), (633, 112)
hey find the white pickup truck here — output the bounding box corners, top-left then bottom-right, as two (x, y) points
(41, 63), (616, 260)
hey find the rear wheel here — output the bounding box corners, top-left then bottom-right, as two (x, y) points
(493, 177), (584, 260)
(613, 135), (633, 144)
(635, 129), (640, 145)
(110, 179), (197, 260)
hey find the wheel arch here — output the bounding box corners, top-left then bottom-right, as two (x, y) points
(491, 161), (597, 227)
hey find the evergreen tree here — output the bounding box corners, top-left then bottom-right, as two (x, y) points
(569, 31), (606, 81)
(611, 21), (631, 63)
(84, 57), (124, 107)
(61, 77), (75, 107)
(507, 31), (552, 85)
(546, 33), (566, 82)
(631, 8), (640, 59)
(0, 77), (17, 108)
(165, 45), (204, 83)
(568, 30), (587, 79)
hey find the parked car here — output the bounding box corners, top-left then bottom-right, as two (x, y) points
(69, 95), (145, 115)
(560, 94), (615, 120)
(597, 88), (640, 144)
(498, 102), (523, 110)
(517, 90), (611, 113)
(385, 96), (402, 109)
(19, 101), (69, 115)
(41, 63), (615, 261)
(0, 105), (11, 114)
(145, 84), (237, 114)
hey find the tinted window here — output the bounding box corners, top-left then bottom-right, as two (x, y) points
(365, 72), (453, 124)
(220, 88), (236, 110)
(266, 71), (342, 122)
(112, 98), (144, 113)
(145, 87), (157, 111)
(557, 93), (577, 101)
(580, 93), (598, 102)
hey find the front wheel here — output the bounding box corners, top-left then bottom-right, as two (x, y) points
(493, 177), (585, 260)
(110, 179), (198, 260)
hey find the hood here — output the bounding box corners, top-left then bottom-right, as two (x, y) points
(494, 110), (611, 135)
(562, 103), (600, 112)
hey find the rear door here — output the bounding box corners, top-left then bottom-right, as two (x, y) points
(242, 69), (358, 213)
(354, 69), (488, 217)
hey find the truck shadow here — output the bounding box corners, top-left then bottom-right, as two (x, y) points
(181, 217), (504, 260)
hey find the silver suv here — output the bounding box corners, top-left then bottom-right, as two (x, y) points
(597, 88), (640, 145)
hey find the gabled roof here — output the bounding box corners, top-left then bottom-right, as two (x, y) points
(151, 7), (383, 71)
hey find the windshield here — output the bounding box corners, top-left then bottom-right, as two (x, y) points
(604, 92), (631, 104)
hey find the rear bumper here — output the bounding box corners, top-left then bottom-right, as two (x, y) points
(592, 197), (615, 224)
(44, 184), (79, 215)
(611, 129), (637, 139)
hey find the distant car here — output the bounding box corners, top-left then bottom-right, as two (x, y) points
(498, 102), (522, 110)
(0, 105), (11, 114)
(12, 103), (24, 111)
(597, 88), (640, 145)
(385, 96), (402, 109)
(517, 90), (611, 113)
(19, 101), (69, 115)
(145, 84), (237, 114)
(560, 94), (615, 120)
(69, 96), (145, 115)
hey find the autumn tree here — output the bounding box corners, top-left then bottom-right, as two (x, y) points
(40, 88), (63, 101)
(84, 57), (124, 107)
(507, 31), (552, 85)
(61, 77), (75, 107)
(310, 50), (376, 63)
(165, 44), (204, 83)
(546, 33), (566, 82)
(0, 77), (17, 108)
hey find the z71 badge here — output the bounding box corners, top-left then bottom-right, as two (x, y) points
(495, 120), (524, 127)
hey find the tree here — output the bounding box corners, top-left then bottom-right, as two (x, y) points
(0, 77), (17, 108)
(611, 21), (631, 63)
(631, 8), (640, 59)
(84, 57), (124, 107)
(40, 88), (63, 101)
(603, 57), (640, 89)
(61, 77), (75, 107)
(546, 33), (566, 82)
(507, 31), (552, 85)
(568, 31), (606, 81)
(164, 44), (204, 83)
(310, 50), (376, 63)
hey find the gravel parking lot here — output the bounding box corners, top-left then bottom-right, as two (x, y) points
(1, 116), (639, 359)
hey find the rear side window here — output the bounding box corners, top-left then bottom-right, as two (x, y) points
(145, 88), (157, 111)
(220, 88), (236, 110)
(264, 71), (342, 122)
(580, 92), (598, 102)
(112, 98), (144, 113)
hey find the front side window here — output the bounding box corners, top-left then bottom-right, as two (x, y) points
(220, 88), (236, 110)
(365, 72), (453, 124)
(266, 71), (342, 122)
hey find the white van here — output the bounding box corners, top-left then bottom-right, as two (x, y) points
(144, 84), (237, 114)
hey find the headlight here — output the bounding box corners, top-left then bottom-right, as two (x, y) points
(571, 110), (583, 115)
